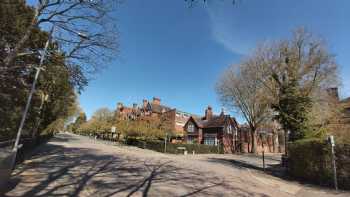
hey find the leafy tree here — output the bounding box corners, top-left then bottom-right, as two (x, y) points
(254, 28), (339, 142)
(0, 0), (80, 140)
(76, 108), (114, 135)
(71, 111), (87, 133)
(272, 78), (312, 141)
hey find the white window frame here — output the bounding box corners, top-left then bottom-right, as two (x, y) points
(187, 122), (195, 133)
(227, 125), (233, 134)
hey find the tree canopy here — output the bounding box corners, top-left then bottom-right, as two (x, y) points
(0, 0), (80, 140)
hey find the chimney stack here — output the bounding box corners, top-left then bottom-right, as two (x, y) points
(205, 106), (213, 120)
(152, 97), (161, 105)
(143, 99), (148, 108)
(220, 107), (225, 116)
(326, 87), (339, 101)
(117, 102), (123, 110)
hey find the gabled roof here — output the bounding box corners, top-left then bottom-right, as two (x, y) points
(187, 114), (237, 129)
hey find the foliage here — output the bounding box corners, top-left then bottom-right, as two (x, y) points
(75, 108), (177, 140)
(75, 108), (114, 135)
(69, 112), (87, 133)
(266, 29), (339, 141)
(0, 0), (79, 140)
(288, 139), (350, 189)
(126, 138), (224, 154)
(219, 28), (340, 143)
(2, 0), (119, 82)
(117, 118), (168, 140)
(272, 78), (312, 141)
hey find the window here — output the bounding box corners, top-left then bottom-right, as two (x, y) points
(227, 125), (232, 134)
(187, 122), (195, 132)
(187, 136), (194, 144)
(204, 137), (217, 146)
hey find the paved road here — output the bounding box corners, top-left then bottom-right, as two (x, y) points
(4, 133), (349, 197)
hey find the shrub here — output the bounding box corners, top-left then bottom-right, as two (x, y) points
(288, 138), (350, 190)
(125, 138), (223, 154)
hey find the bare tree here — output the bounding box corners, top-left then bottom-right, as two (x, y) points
(217, 61), (271, 153)
(2, 0), (119, 80)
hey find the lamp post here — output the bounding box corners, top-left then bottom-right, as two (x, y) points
(13, 25), (89, 151)
(13, 25), (55, 151)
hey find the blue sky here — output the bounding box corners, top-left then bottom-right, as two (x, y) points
(27, 0), (350, 123)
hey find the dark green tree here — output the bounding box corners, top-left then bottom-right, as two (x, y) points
(272, 77), (312, 142)
(0, 0), (80, 140)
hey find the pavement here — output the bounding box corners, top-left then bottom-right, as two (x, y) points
(3, 133), (349, 197)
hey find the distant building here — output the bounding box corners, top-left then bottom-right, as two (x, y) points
(115, 97), (193, 136)
(183, 106), (239, 153)
(340, 97), (350, 124)
(326, 87), (350, 124)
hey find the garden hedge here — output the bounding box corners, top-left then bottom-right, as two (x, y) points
(125, 138), (224, 154)
(288, 138), (350, 190)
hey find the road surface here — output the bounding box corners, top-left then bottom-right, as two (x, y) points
(4, 133), (349, 197)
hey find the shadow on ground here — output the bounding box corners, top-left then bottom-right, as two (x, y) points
(206, 157), (288, 180)
(4, 134), (271, 197)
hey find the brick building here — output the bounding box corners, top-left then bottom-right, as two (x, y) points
(239, 123), (282, 153)
(340, 97), (350, 124)
(326, 87), (350, 124)
(115, 97), (193, 136)
(183, 106), (240, 153)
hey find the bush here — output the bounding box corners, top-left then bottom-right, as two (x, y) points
(288, 138), (350, 190)
(125, 138), (224, 154)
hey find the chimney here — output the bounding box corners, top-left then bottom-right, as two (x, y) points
(326, 87), (339, 101)
(117, 102), (123, 110)
(152, 97), (161, 105)
(143, 99), (148, 108)
(205, 106), (213, 120)
(220, 107), (225, 116)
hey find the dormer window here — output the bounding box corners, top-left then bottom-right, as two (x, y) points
(188, 122), (195, 132)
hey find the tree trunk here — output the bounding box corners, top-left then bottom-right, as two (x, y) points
(250, 130), (257, 154)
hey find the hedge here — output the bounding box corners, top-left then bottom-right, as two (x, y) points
(125, 138), (224, 154)
(288, 138), (350, 190)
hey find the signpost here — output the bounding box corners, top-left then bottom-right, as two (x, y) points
(328, 135), (338, 191)
(164, 133), (168, 153)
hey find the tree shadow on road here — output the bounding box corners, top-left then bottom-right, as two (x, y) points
(206, 157), (288, 180)
(4, 134), (273, 197)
